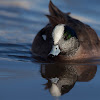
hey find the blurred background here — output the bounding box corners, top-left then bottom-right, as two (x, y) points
(0, 0), (100, 44)
(0, 1), (100, 100)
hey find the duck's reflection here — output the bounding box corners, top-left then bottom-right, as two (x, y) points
(40, 63), (97, 97)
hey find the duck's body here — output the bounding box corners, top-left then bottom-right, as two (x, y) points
(32, 1), (100, 61)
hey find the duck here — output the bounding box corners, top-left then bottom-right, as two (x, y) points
(31, 1), (100, 61)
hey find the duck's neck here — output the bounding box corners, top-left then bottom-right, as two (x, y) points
(65, 46), (79, 57)
(61, 38), (80, 57)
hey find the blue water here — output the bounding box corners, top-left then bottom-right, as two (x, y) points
(0, 0), (100, 100)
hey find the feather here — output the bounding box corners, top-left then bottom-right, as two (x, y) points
(47, 1), (67, 26)
(49, 0), (64, 17)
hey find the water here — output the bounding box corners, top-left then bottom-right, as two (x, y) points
(0, 0), (100, 100)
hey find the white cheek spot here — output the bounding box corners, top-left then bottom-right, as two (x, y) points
(49, 45), (60, 56)
(52, 24), (65, 45)
(42, 35), (46, 40)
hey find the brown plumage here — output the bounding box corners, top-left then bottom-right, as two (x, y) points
(32, 1), (100, 61)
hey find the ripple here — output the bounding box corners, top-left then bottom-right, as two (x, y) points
(0, 67), (39, 80)
(0, 43), (34, 62)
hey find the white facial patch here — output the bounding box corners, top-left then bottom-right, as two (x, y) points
(50, 84), (61, 97)
(52, 24), (65, 45)
(42, 35), (46, 40)
(49, 45), (60, 56)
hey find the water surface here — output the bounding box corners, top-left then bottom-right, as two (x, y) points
(0, 0), (100, 100)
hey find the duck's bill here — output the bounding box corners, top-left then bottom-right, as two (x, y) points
(48, 45), (60, 57)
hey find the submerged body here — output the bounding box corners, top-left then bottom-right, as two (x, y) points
(32, 1), (100, 61)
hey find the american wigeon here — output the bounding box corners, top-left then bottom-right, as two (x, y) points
(32, 1), (100, 61)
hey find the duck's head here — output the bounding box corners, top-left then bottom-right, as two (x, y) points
(46, 1), (80, 59)
(48, 24), (79, 58)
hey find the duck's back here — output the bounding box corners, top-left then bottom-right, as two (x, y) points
(65, 15), (100, 56)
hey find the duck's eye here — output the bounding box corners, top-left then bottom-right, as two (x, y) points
(64, 30), (72, 40)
